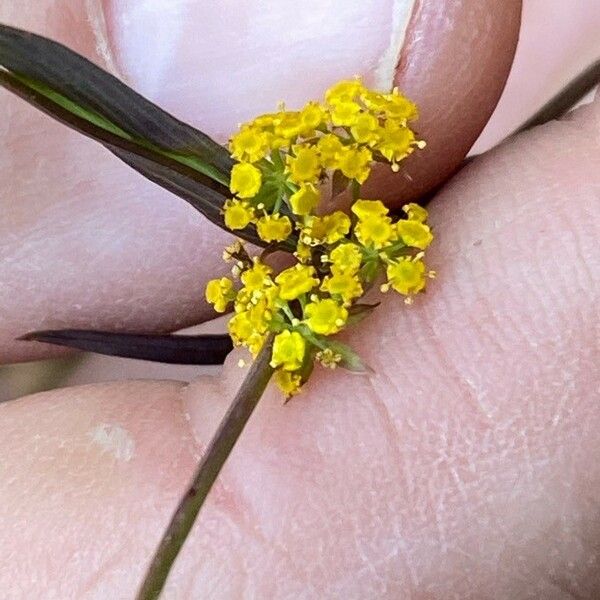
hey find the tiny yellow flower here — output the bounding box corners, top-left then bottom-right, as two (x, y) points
(337, 145), (372, 184)
(254, 114), (288, 149)
(205, 277), (235, 313)
(251, 112), (280, 129)
(274, 111), (304, 140)
(304, 298), (348, 335)
(299, 102), (327, 136)
(223, 199), (255, 230)
(228, 310), (254, 344)
(304, 212), (351, 245)
(241, 260), (273, 291)
(351, 199), (389, 220)
(229, 126), (270, 163)
(233, 286), (252, 311)
(228, 311), (268, 356)
(376, 121), (416, 164)
(275, 264), (319, 300)
(247, 333), (267, 357)
(294, 241), (313, 264)
(321, 271), (363, 303)
(330, 101), (362, 127)
(257, 213), (293, 243)
(247, 297), (273, 332)
(230, 162), (263, 198)
(289, 184), (320, 216)
(350, 112), (381, 145)
(317, 134), (344, 169)
(382, 89), (418, 122)
(274, 369), (302, 397)
(403, 202), (428, 223)
(286, 146), (321, 184)
(396, 219), (433, 249)
(325, 79), (364, 105)
(329, 242), (362, 274)
(354, 215), (397, 249)
(271, 330), (306, 371)
(360, 89), (388, 112)
(386, 257), (427, 296)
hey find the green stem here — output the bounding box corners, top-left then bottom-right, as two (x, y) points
(135, 336), (275, 600)
(279, 302), (296, 324)
(273, 194), (283, 213)
(271, 149), (285, 171)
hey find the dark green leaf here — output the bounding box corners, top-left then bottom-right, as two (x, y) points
(0, 24), (233, 178)
(0, 25), (279, 246)
(0, 70), (272, 245)
(109, 147), (266, 247)
(18, 329), (233, 365)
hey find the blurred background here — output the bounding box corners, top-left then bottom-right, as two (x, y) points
(2, 0), (599, 403)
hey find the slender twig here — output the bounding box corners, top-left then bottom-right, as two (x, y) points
(513, 59), (600, 135)
(136, 336), (275, 599)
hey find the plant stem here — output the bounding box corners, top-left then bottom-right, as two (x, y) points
(136, 336), (275, 600)
(514, 59), (600, 135)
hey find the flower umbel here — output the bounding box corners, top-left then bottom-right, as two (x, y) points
(208, 78), (434, 397)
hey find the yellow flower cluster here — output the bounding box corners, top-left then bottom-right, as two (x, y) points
(224, 77), (425, 244)
(206, 79), (434, 398)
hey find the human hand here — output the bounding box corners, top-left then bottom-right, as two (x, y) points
(1, 2), (599, 598)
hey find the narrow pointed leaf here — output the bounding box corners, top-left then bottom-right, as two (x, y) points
(109, 147), (267, 246)
(0, 24), (282, 246)
(18, 330), (233, 365)
(0, 69), (229, 190)
(115, 148), (296, 249)
(0, 70), (273, 245)
(0, 24), (233, 178)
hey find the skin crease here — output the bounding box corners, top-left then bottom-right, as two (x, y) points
(1, 96), (598, 599)
(0, 0), (521, 363)
(1, 2), (599, 599)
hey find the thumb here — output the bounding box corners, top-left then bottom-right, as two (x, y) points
(1, 93), (598, 597)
